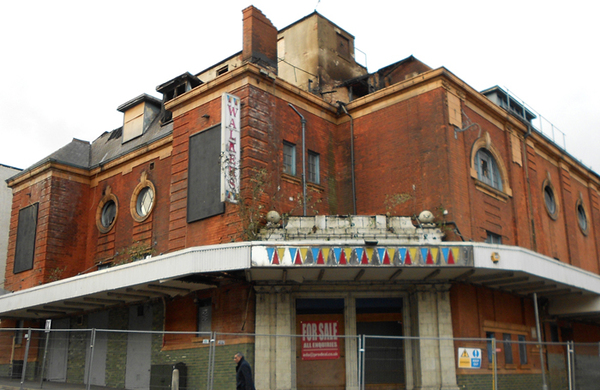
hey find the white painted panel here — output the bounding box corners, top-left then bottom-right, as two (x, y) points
(46, 318), (69, 382)
(85, 311), (108, 386)
(126, 304), (152, 390)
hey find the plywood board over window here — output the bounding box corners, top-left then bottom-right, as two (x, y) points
(14, 203), (38, 273)
(447, 92), (462, 129)
(187, 125), (225, 222)
(510, 131), (522, 166)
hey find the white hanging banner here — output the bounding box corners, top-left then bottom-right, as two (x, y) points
(221, 93), (241, 203)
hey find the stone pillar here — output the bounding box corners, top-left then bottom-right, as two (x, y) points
(344, 296), (359, 390)
(275, 287), (293, 389)
(411, 285), (459, 390)
(254, 286), (293, 390)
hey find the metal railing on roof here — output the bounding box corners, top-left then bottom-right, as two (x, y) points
(503, 87), (567, 151)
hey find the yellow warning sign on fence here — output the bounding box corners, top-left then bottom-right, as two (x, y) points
(457, 348), (481, 369)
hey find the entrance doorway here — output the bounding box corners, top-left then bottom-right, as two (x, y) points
(356, 298), (405, 389)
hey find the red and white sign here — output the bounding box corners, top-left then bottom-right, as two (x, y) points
(301, 321), (340, 360)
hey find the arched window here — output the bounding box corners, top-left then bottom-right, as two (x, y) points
(469, 132), (512, 198)
(475, 148), (502, 191)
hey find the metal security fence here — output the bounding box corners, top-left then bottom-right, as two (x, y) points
(1, 328), (599, 390)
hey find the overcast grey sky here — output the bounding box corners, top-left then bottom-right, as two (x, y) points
(2, 0), (599, 174)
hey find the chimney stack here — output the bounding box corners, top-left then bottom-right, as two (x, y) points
(242, 6), (278, 72)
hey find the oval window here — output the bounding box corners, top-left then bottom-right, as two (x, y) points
(101, 200), (117, 228)
(577, 202), (588, 234)
(544, 185), (556, 216)
(136, 186), (155, 218)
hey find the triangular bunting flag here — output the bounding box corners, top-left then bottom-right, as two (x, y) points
(277, 248), (287, 264)
(441, 248), (450, 264)
(294, 249), (302, 264)
(289, 248), (299, 264)
(365, 248), (374, 264)
(398, 248), (407, 264)
(316, 248), (325, 264)
(407, 248), (416, 265)
(355, 248), (364, 265)
(300, 248), (308, 264)
(338, 249), (348, 265)
(322, 248), (331, 265)
(404, 249), (416, 265)
(451, 247), (460, 264)
(311, 248), (321, 264)
(387, 248), (395, 265)
(333, 248), (342, 264)
(447, 249), (455, 264)
(272, 249), (280, 265)
(377, 248), (390, 265)
(421, 248), (431, 264)
(430, 248), (439, 265)
(266, 247), (275, 263)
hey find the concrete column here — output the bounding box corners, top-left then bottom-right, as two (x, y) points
(254, 287), (274, 390)
(436, 285), (459, 390)
(254, 286), (294, 390)
(275, 288), (293, 390)
(344, 296), (359, 390)
(411, 285), (459, 390)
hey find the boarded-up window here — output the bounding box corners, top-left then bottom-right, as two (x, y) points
(447, 92), (462, 128)
(511, 132), (522, 166)
(197, 298), (212, 333)
(337, 33), (350, 58)
(14, 203), (38, 274)
(187, 125), (225, 222)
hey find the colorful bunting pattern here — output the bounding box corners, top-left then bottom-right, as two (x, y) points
(254, 246), (471, 266)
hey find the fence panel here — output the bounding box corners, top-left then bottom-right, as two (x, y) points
(363, 335), (406, 389)
(572, 342), (600, 390)
(212, 332), (256, 390)
(2, 328), (600, 390)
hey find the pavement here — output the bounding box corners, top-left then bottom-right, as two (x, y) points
(0, 378), (121, 390)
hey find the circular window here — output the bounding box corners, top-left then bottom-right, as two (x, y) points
(136, 186), (154, 218)
(130, 172), (156, 223)
(542, 182), (558, 220)
(577, 201), (588, 234)
(96, 187), (118, 233)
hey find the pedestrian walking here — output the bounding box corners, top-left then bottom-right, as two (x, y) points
(234, 352), (256, 390)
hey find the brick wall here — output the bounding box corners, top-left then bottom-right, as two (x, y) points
(5, 176), (90, 290)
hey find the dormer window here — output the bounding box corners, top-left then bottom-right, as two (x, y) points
(116, 94), (162, 143)
(156, 72), (203, 124)
(217, 65), (229, 76)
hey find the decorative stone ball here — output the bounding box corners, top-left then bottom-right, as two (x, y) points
(266, 210), (281, 224)
(418, 210), (434, 224)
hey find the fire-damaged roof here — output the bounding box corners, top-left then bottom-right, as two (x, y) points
(7, 97), (172, 182)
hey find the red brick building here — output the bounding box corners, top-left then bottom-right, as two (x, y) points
(2, 6), (600, 390)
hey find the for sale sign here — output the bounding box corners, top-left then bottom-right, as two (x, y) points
(301, 321), (340, 360)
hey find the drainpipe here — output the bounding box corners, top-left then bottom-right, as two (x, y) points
(522, 125), (537, 251)
(288, 104), (307, 216)
(533, 293), (549, 390)
(338, 102), (357, 215)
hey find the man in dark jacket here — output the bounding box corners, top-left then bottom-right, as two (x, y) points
(234, 352), (255, 390)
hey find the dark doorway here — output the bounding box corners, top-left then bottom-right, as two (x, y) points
(357, 298), (405, 389)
